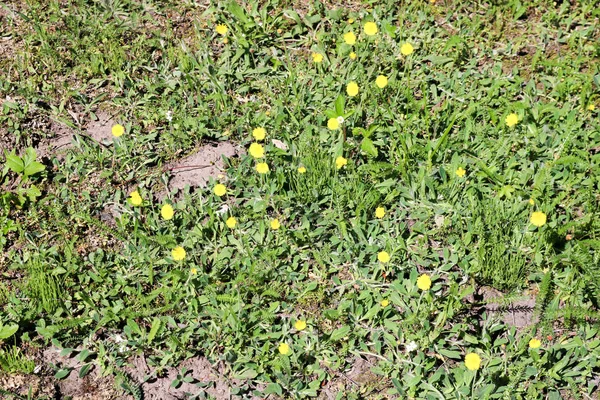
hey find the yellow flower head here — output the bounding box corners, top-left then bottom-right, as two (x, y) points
(347, 18), (355, 24)
(223, 37), (229, 44)
(375, 207), (385, 219)
(349, 52), (357, 60)
(375, 75), (388, 89)
(465, 353), (481, 371)
(226, 216), (237, 228)
(270, 218), (281, 230)
(213, 183), (227, 197)
(364, 21), (378, 36)
(312, 52), (323, 63)
(256, 162), (269, 174)
(505, 113), (519, 127)
(249, 142), (265, 158)
(455, 167), (466, 177)
(400, 43), (414, 56)
(172, 246), (186, 261)
(112, 124), (125, 138)
(252, 127), (266, 141)
(346, 81), (359, 97)
(417, 274), (432, 291)
(343, 31), (356, 45)
(327, 118), (340, 130)
(529, 198), (535, 205)
(216, 24), (228, 35)
(129, 190), (142, 206)
(294, 320), (307, 330)
(380, 299), (389, 307)
(587, 104), (595, 111)
(530, 211), (547, 227)
(190, 267), (198, 275)
(378, 251), (390, 263)
(278, 343), (290, 355)
(335, 156), (347, 170)
(298, 166), (307, 174)
(529, 338), (541, 349)
(161, 204), (174, 220)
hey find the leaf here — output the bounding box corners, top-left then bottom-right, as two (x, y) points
(55, 368), (72, 380)
(0, 323), (18, 339)
(334, 95), (345, 116)
(361, 138), (378, 157)
(264, 383), (283, 396)
(424, 55), (454, 66)
(227, 1), (252, 25)
(329, 325), (351, 342)
(437, 349), (462, 359)
(4, 152), (24, 174)
(234, 369), (258, 379)
(23, 161), (45, 177)
(79, 363), (93, 378)
(147, 317), (161, 343)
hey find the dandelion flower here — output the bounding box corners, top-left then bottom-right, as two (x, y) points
(400, 43), (414, 56)
(349, 52), (357, 60)
(380, 299), (389, 307)
(347, 18), (354, 24)
(312, 52), (323, 63)
(190, 267), (198, 275)
(465, 353), (481, 371)
(278, 343), (290, 355)
(270, 218), (281, 230)
(129, 190), (142, 206)
(172, 246), (186, 261)
(530, 211), (547, 227)
(375, 207), (385, 219)
(378, 251), (390, 263)
(346, 81), (359, 97)
(298, 166), (307, 174)
(364, 21), (377, 36)
(256, 162), (269, 174)
(249, 143), (265, 158)
(327, 118), (340, 130)
(216, 24), (228, 35)
(529, 338), (541, 349)
(505, 113), (519, 127)
(529, 198), (535, 205)
(252, 127), (266, 141)
(417, 274), (432, 291)
(375, 75), (388, 89)
(343, 31), (356, 45)
(335, 156), (347, 169)
(112, 124), (125, 138)
(213, 184), (227, 197)
(455, 167), (466, 177)
(226, 217), (237, 228)
(294, 320), (307, 330)
(223, 37), (229, 44)
(161, 204), (174, 220)
(587, 104), (595, 111)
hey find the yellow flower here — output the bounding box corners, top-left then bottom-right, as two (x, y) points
(343, 31), (356, 45)
(172, 246), (186, 261)
(278, 343), (290, 355)
(256, 162), (269, 174)
(294, 320), (307, 330)
(375, 207), (385, 219)
(417, 274), (432, 291)
(298, 166), (307, 174)
(364, 21), (378, 36)
(327, 118), (340, 130)
(505, 113), (519, 127)
(226, 217), (237, 228)
(216, 24), (228, 35)
(213, 183), (227, 197)
(160, 204), (174, 220)
(529, 338), (541, 349)
(347, 18), (355, 24)
(380, 299), (389, 307)
(335, 156), (347, 170)
(375, 75), (388, 89)
(530, 211), (547, 227)
(190, 267), (198, 275)
(270, 218), (281, 230)
(377, 251), (390, 263)
(349, 52), (357, 60)
(223, 37), (229, 44)
(129, 190), (142, 206)
(455, 167), (466, 177)
(465, 353), (481, 371)
(112, 124), (124, 138)
(529, 198), (535, 205)
(400, 42), (414, 56)
(312, 52), (323, 63)
(252, 127), (266, 141)
(346, 81), (359, 97)
(587, 104), (595, 111)
(249, 143), (265, 158)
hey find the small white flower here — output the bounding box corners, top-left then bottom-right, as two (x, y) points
(337, 116), (345, 124)
(166, 110), (173, 122)
(216, 204), (230, 215)
(406, 341), (418, 353)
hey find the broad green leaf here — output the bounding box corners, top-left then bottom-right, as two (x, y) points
(0, 323), (18, 339)
(4, 153), (24, 173)
(147, 317), (161, 343)
(329, 325), (351, 342)
(361, 138), (378, 157)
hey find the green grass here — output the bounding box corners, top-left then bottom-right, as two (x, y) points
(1, 0), (600, 398)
